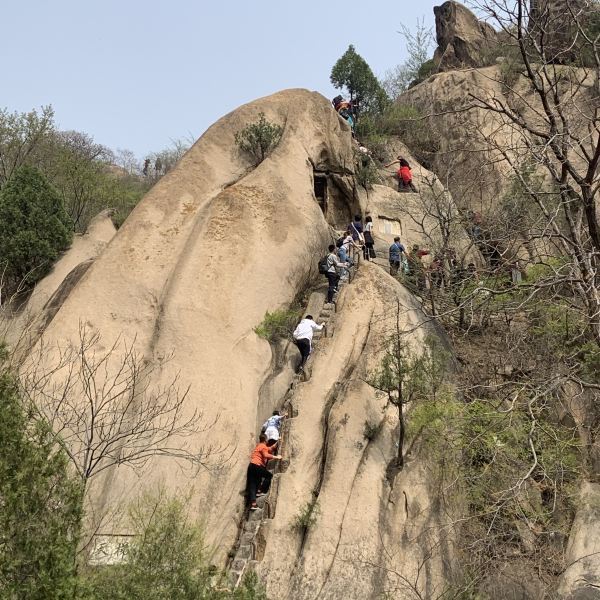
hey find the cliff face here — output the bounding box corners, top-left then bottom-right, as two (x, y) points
(4, 88), (464, 597)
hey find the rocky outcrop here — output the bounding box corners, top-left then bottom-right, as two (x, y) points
(1, 86), (469, 597)
(433, 1), (499, 71)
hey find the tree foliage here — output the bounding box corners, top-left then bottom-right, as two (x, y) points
(0, 105), (55, 188)
(330, 45), (389, 113)
(0, 165), (73, 290)
(0, 372), (82, 600)
(235, 113), (283, 166)
(382, 20), (435, 99)
(81, 494), (267, 600)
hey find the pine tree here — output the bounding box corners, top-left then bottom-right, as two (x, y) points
(0, 372), (83, 599)
(0, 165), (72, 290)
(330, 45), (389, 114)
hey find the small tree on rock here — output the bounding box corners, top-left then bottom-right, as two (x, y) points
(0, 165), (72, 292)
(234, 113), (283, 166)
(367, 305), (448, 471)
(330, 44), (389, 114)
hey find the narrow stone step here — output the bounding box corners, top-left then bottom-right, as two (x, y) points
(231, 557), (247, 573)
(239, 531), (255, 546)
(244, 519), (261, 534)
(248, 508), (264, 521)
(236, 545), (253, 560)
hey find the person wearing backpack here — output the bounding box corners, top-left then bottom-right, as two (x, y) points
(292, 315), (325, 373)
(389, 237), (406, 276)
(325, 244), (347, 304)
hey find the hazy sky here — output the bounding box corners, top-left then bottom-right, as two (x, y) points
(2, 0), (441, 158)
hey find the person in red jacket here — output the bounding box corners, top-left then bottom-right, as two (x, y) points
(385, 156), (418, 192)
(246, 434), (282, 510)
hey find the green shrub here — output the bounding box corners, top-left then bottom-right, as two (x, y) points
(0, 372), (83, 600)
(254, 308), (302, 343)
(0, 165), (73, 289)
(235, 113), (283, 166)
(356, 104), (440, 170)
(80, 493), (267, 600)
(355, 150), (380, 190)
(292, 499), (320, 533)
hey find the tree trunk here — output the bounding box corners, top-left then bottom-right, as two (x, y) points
(397, 403), (405, 468)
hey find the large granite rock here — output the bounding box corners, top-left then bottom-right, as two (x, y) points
(433, 1), (500, 71)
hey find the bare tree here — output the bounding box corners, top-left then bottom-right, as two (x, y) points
(462, 0), (600, 342)
(19, 323), (226, 494)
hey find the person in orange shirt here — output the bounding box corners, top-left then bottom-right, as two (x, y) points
(246, 433), (282, 510)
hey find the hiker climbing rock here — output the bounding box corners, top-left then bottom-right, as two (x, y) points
(261, 410), (287, 449)
(363, 216), (375, 261)
(246, 433), (282, 511)
(332, 95), (357, 132)
(388, 237), (406, 276)
(324, 244), (348, 305)
(385, 156), (417, 192)
(292, 315), (325, 373)
(350, 214), (364, 242)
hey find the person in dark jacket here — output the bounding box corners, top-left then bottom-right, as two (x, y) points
(246, 434), (282, 510)
(388, 237), (406, 275)
(363, 216), (375, 260)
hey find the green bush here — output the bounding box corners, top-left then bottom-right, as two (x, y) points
(0, 372), (83, 600)
(356, 104), (440, 170)
(355, 150), (380, 190)
(0, 165), (73, 289)
(292, 499), (320, 533)
(81, 493), (267, 600)
(254, 308), (302, 343)
(235, 113), (283, 166)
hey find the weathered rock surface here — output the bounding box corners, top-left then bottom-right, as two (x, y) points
(434, 1), (499, 71)
(558, 482), (600, 599)
(3, 88), (469, 597)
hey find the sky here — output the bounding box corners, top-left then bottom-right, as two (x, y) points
(1, 0), (441, 159)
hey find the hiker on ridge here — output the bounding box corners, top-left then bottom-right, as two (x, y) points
(325, 244), (348, 305)
(389, 236), (406, 276)
(246, 433), (282, 511)
(292, 315), (325, 373)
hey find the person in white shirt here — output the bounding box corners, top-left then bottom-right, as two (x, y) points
(292, 314), (325, 372)
(261, 410), (287, 449)
(325, 244), (348, 303)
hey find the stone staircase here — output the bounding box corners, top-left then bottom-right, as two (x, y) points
(228, 250), (359, 588)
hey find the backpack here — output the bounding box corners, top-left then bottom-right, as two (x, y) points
(318, 255), (330, 275)
(335, 236), (344, 248)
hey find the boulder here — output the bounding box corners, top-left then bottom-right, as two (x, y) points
(433, 1), (499, 71)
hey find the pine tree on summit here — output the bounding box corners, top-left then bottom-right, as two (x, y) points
(330, 45), (389, 114)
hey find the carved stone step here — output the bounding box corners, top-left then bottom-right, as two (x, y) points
(231, 557), (247, 573)
(248, 508), (264, 521)
(244, 519), (261, 534)
(236, 545), (253, 560)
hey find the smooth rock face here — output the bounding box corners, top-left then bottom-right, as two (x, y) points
(433, 1), (499, 71)
(10, 88), (466, 597)
(558, 482), (600, 599)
